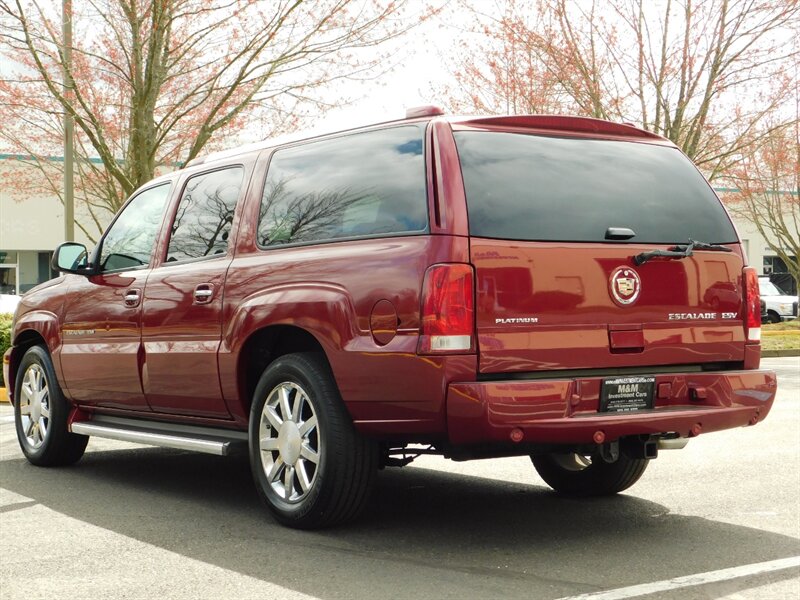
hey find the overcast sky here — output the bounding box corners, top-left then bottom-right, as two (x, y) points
(289, 9), (457, 136)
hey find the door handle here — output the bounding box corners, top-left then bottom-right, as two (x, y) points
(124, 288), (141, 308)
(194, 284), (215, 305)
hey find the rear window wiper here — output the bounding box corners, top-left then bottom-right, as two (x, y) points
(634, 239), (732, 266)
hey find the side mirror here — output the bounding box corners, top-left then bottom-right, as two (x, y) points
(51, 242), (93, 275)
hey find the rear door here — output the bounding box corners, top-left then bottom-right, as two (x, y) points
(141, 165), (247, 418)
(453, 128), (745, 374)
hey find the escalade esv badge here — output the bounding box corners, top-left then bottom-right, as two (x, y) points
(610, 266), (641, 305)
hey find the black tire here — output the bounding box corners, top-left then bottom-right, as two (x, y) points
(249, 352), (377, 529)
(766, 310), (782, 324)
(14, 345), (88, 467)
(531, 451), (648, 496)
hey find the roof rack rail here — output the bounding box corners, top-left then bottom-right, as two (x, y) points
(186, 106), (445, 169)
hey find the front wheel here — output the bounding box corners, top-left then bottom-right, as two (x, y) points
(531, 451), (649, 496)
(249, 352), (377, 529)
(14, 345), (88, 466)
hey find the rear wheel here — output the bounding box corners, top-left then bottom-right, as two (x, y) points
(249, 352), (377, 529)
(14, 345), (88, 466)
(531, 451), (649, 496)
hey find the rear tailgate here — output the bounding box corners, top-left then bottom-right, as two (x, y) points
(453, 126), (746, 374)
(471, 239), (745, 373)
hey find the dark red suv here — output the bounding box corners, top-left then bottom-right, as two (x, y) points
(3, 109), (776, 528)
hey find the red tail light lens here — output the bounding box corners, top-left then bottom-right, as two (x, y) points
(418, 263), (475, 354)
(743, 267), (761, 342)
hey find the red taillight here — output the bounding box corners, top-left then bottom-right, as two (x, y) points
(418, 263), (474, 354)
(743, 267), (761, 342)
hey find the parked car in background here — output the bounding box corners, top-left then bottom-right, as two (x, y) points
(0, 294), (21, 315)
(759, 276), (799, 323)
(3, 109), (777, 529)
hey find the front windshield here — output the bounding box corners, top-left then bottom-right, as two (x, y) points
(759, 280), (786, 296)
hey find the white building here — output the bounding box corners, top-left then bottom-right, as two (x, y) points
(734, 215), (797, 295)
(0, 156), (104, 294)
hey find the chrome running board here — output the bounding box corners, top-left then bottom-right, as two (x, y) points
(70, 416), (247, 456)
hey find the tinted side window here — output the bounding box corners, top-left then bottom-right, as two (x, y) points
(454, 131), (737, 244)
(167, 167), (244, 262)
(100, 183), (172, 272)
(257, 125), (427, 247)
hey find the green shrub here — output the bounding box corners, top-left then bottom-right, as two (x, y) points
(0, 313), (12, 387)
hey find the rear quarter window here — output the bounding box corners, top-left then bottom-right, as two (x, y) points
(257, 125), (428, 247)
(453, 131), (737, 244)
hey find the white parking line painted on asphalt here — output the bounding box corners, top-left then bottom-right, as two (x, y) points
(557, 556), (800, 600)
(0, 415), (14, 423)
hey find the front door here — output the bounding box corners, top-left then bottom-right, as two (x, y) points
(60, 183), (173, 410)
(141, 166), (245, 418)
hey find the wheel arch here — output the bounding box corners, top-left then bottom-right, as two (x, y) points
(222, 283), (360, 420)
(7, 312), (60, 405)
(233, 324), (332, 419)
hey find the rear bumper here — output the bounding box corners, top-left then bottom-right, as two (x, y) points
(446, 369), (776, 445)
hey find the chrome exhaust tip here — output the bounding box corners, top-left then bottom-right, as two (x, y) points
(657, 437), (689, 450)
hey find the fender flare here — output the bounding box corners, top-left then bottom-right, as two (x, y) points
(8, 310), (63, 398)
(224, 281), (361, 372)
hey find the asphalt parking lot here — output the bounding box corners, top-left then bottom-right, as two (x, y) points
(1, 356), (798, 600)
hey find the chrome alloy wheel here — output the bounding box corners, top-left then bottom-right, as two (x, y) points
(19, 363), (50, 449)
(258, 382), (320, 502)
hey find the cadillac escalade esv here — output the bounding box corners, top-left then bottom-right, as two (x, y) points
(3, 108), (777, 529)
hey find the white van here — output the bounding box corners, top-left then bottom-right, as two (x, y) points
(759, 277), (798, 323)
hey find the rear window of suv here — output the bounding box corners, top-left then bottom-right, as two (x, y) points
(453, 131), (737, 244)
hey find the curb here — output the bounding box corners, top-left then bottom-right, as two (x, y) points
(0, 387), (7, 403)
(762, 349), (800, 358)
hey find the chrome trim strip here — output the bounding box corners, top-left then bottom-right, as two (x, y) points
(70, 422), (230, 456)
(90, 414), (248, 441)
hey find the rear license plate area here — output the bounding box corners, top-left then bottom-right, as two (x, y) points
(600, 376), (655, 413)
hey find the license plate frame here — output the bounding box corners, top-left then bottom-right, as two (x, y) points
(600, 376), (656, 413)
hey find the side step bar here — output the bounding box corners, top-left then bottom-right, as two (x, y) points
(70, 415), (248, 456)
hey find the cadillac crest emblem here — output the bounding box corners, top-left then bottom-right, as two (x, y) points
(610, 266), (641, 305)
